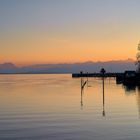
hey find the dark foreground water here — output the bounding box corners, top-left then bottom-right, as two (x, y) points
(0, 74), (140, 140)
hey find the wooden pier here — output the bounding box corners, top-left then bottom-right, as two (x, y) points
(72, 71), (140, 85)
(72, 72), (123, 78)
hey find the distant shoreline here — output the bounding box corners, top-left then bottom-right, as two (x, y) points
(0, 73), (72, 75)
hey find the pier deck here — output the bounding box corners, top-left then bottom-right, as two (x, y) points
(72, 73), (123, 78)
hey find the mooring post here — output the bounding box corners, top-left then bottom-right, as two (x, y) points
(80, 71), (83, 90)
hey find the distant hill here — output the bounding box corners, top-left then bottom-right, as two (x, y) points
(0, 59), (136, 74)
(0, 63), (19, 73)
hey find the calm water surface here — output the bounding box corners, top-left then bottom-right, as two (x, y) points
(0, 74), (140, 140)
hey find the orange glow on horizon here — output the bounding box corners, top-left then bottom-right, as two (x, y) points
(0, 26), (138, 67)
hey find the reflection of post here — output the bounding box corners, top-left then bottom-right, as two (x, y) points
(80, 71), (87, 109)
(80, 71), (83, 109)
(81, 87), (83, 109)
(87, 72), (88, 88)
(100, 68), (106, 117)
(102, 76), (105, 116)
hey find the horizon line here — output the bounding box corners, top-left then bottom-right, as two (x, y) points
(0, 58), (135, 67)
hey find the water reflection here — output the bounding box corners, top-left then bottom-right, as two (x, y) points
(1, 75), (140, 140)
(102, 77), (105, 117)
(80, 76), (106, 117)
(81, 86), (84, 109)
(80, 76), (87, 110)
(122, 84), (140, 118)
(136, 86), (140, 118)
(80, 76), (140, 118)
(123, 84), (136, 94)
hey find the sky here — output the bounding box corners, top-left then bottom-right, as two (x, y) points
(0, 0), (140, 66)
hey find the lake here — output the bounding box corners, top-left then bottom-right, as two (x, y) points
(0, 74), (140, 140)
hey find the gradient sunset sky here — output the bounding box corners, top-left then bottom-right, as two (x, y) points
(0, 0), (140, 66)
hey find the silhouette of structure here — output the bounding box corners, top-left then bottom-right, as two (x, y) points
(136, 42), (140, 73)
(73, 43), (140, 85)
